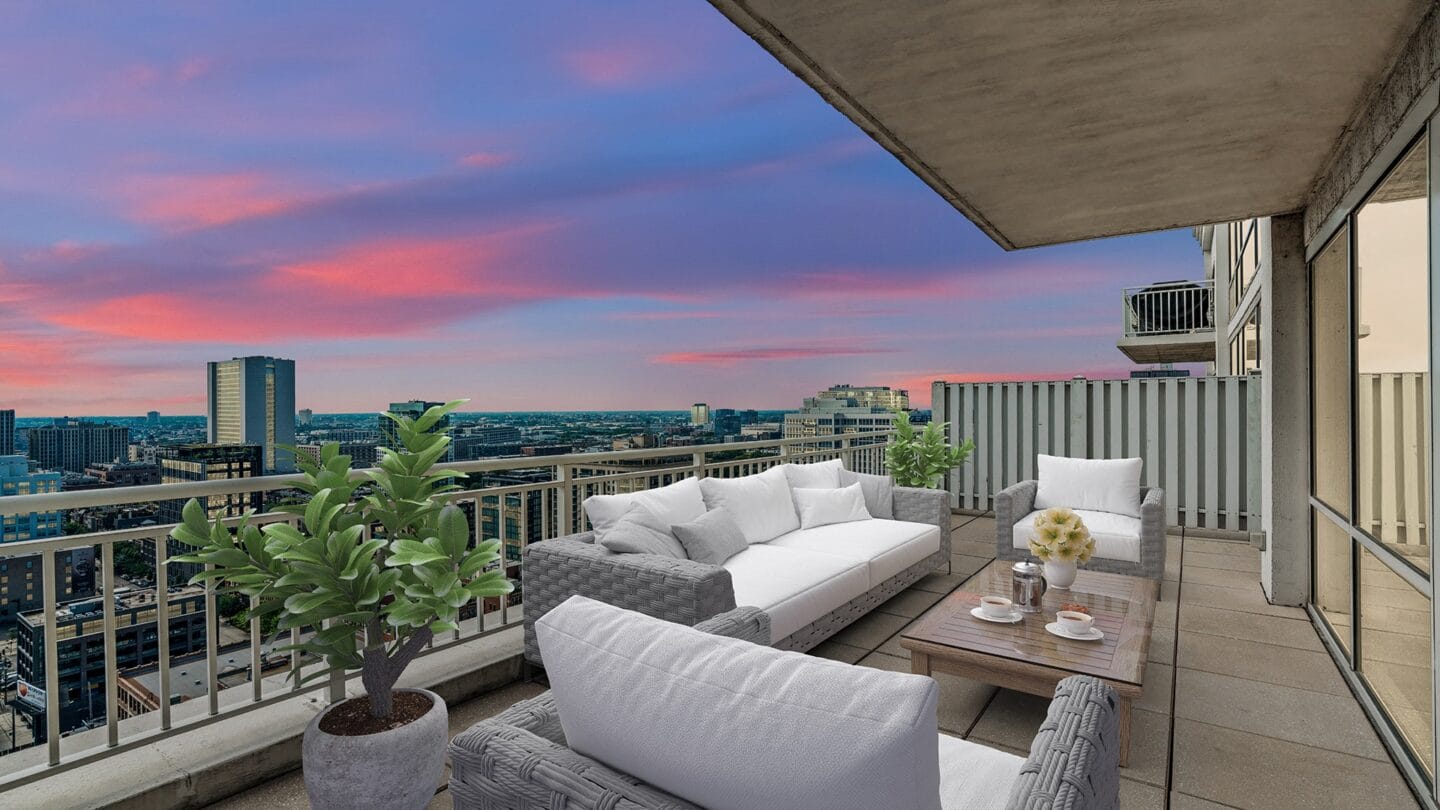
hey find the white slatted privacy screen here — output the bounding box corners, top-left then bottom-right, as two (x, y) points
(933, 377), (1260, 532)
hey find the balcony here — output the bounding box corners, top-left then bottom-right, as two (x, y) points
(1117, 280), (1217, 364)
(0, 431), (1419, 808)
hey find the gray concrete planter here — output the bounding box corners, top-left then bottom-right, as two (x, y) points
(302, 688), (448, 810)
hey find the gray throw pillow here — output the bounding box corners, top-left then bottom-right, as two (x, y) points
(839, 469), (894, 519)
(597, 503), (688, 559)
(670, 509), (748, 566)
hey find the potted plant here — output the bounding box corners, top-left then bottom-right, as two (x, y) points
(1027, 507), (1095, 589)
(169, 400), (512, 810)
(883, 409), (976, 488)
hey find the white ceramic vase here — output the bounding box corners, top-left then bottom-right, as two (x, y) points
(1043, 560), (1078, 590)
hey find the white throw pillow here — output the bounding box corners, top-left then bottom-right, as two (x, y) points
(1034, 454), (1143, 517)
(792, 483), (872, 529)
(781, 458), (844, 490)
(536, 596), (943, 810)
(697, 466), (800, 544)
(596, 504), (688, 559)
(839, 468), (895, 520)
(583, 477), (707, 537)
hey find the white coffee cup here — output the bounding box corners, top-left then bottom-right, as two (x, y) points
(980, 595), (1014, 618)
(1057, 610), (1094, 635)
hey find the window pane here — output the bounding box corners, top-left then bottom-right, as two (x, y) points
(1312, 227), (1351, 517)
(1313, 509), (1353, 653)
(1355, 136), (1430, 574)
(1359, 546), (1434, 777)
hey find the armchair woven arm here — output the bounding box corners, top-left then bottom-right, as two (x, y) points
(1136, 487), (1167, 581)
(693, 605), (770, 645)
(1006, 676), (1121, 810)
(995, 481), (1038, 562)
(892, 485), (952, 558)
(450, 693), (699, 810)
(522, 535), (737, 666)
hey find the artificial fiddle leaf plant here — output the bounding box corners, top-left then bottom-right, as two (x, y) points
(883, 408), (976, 489)
(168, 399), (512, 718)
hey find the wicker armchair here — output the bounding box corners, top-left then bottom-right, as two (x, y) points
(450, 607), (1121, 810)
(522, 483), (950, 666)
(995, 481), (1166, 580)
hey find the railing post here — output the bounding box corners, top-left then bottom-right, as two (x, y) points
(102, 542), (119, 747)
(692, 450), (706, 479)
(556, 463), (572, 535)
(41, 549), (60, 766)
(839, 436), (853, 470)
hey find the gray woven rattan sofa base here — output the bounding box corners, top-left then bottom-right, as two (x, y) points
(451, 607), (1122, 810)
(994, 481), (1166, 580)
(521, 484), (951, 666)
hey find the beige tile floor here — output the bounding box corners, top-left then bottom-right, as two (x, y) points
(223, 514), (1420, 809)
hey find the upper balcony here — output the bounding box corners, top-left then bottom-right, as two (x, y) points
(1116, 279), (1217, 364)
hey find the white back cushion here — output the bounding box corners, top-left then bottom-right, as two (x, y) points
(583, 477), (706, 537)
(792, 483), (871, 529)
(781, 458), (844, 489)
(1034, 455), (1143, 517)
(698, 466), (799, 543)
(537, 596), (942, 810)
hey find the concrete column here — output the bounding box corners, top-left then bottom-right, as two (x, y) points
(1261, 213), (1311, 604)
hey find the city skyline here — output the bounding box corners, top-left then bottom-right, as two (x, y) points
(0, 2), (1198, 416)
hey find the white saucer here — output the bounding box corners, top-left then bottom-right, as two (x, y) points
(970, 606), (1023, 624)
(1045, 622), (1104, 641)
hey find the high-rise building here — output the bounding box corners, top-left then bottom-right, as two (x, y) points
(146, 411), (160, 427)
(690, 403), (710, 426)
(0, 409), (14, 455)
(783, 385), (917, 474)
(297, 408), (313, 427)
(380, 401), (453, 459)
(805, 384), (909, 411)
(0, 455), (92, 626)
(207, 356), (296, 474)
(155, 444), (263, 581)
(25, 418), (129, 473)
(739, 409), (760, 426)
(711, 408), (741, 437)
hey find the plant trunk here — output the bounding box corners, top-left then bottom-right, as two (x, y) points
(360, 621), (434, 719)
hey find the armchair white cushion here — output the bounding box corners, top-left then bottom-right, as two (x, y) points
(536, 595), (943, 810)
(1034, 455), (1142, 517)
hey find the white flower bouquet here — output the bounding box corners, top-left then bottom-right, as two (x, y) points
(1028, 507), (1094, 564)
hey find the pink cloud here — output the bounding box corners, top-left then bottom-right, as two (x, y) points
(558, 40), (692, 89)
(653, 345), (897, 367)
(116, 171), (311, 229)
(458, 151), (514, 168)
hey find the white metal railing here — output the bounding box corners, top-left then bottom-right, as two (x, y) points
(0, 430), (891, 785)
(1122, 279), (1215, 337)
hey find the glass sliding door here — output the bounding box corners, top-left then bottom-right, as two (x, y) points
(1309, 132), (1436, 786)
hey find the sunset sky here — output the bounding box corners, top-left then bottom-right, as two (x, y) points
(0, 1), (1199, 416)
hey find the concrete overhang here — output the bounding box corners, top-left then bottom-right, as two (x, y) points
(1117, 331), (1217, 365)
(707, 1), (1427, 249)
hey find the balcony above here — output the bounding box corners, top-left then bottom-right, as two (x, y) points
(1117, 280), (1217, 364)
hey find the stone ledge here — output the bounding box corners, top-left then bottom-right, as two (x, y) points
(1, 627), (524, 810)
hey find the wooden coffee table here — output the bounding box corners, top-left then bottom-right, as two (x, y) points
(901, 560), (1159, 766)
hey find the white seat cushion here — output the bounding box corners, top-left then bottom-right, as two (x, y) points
(769, 519), (941, 589)
(698, 466), (800, 544)
(536, 596), (943, 810)
(1013, 508), (1142, 563)
(937, 734), (1023, 810)
(1034, 454), (1143, 517)
(722, 544), (869, 642)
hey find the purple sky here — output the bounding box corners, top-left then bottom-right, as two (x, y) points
(0, 1), (1199, 415)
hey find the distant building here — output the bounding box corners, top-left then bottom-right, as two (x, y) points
(61, 472), (109, 491)
(207, 356), (297, 473)
(295, 442), (379, 469)
(740, 422), (782, 440)
(17, 587), (208, 735)
(0, 409), (14, 455)
(155, 444), (263, 580)
(476, 469), (547, 599)
(0, 455), (92, 626)
(711, 408), (741, 437)
(739, 409), (760, 426)
(25, 417), (130, 473)
(296, 408), (313, 427)
(521, 445), (571, 457)
(783, 385), (913, 473)
(129, 444), (158, 464)
(611, 433), (657, 450)
(380, 401), (452, 460)
(146, 411), (160, 427)
(462, 426), (522, 444)
(690, 403), (710, 426)
(86, 461), (162, 487)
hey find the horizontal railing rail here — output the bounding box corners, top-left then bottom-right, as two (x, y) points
(0, 430), (892, 785)
(1122, 279), (1216, 337)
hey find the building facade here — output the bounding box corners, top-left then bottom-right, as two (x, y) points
(156, 444), (263, 581)
(25, 418), (129, 473)
(85, 461), (162, 487)
(0, 455), (90, 627)
(0, 409), (13, 456)
(207, 356), (297, 474)
(690, 403), (709, 426)
(782, 385), (914, 470)
(16, 587), (208, 734)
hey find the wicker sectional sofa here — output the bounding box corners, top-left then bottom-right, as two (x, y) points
(453, 600), (1122, 810)
(522, 462), (951, 666)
